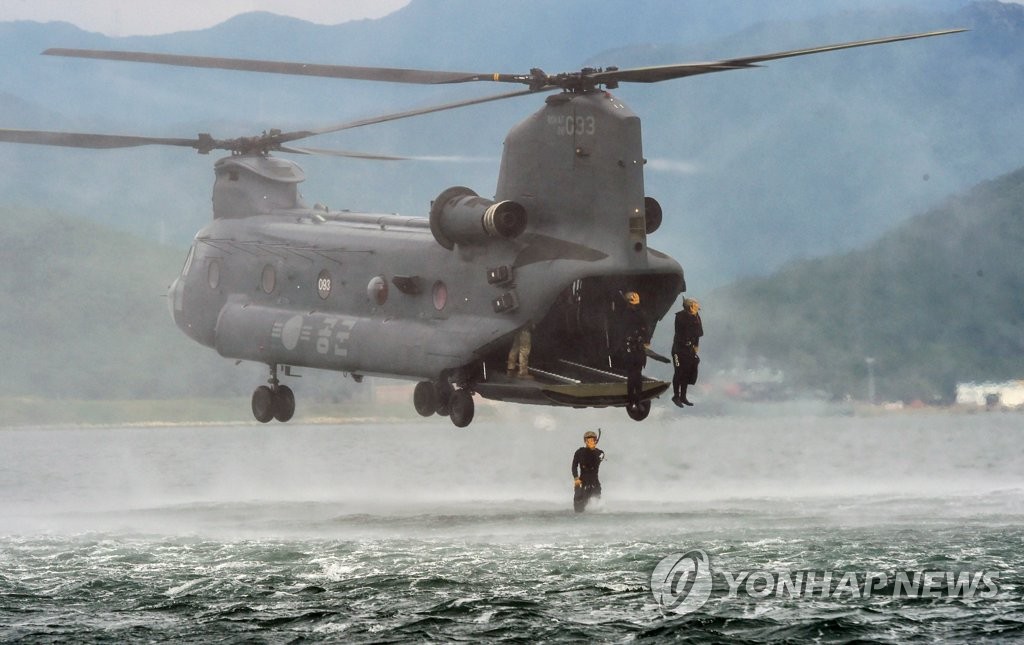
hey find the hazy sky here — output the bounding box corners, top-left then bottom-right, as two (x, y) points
(0, 0), (412, 36)
(4, 1), (1022, 37)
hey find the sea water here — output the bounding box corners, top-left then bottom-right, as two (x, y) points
(2, 408), (1023, 642)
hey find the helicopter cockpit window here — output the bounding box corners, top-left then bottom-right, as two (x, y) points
(368, 276), (388, 305)
(432, 281), (448, 311)
(180, 245), (195, 276)
(208, 260), (221, 290)
(261, 265), (276, 294)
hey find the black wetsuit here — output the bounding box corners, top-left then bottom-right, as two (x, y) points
(572, 446), (605, 512)
(672, 310), (704, 401)
(621, 306), (649, 407)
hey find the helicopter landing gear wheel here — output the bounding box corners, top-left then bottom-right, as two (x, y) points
(252, 384), (295, 423)
(449, 389), (475, 428)
(273, 385), (295, 422)
(413, 381), (437, 417)
(252, 364), (297, 423)
(434, 380), (453, 417)
(626, 400), (651, 422)
(252, 385), (275, 423)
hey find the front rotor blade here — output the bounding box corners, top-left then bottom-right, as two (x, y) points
(0, 86), (545, 156)
(0, 128), (202, 150)
(43, 48), (529, 85)
(279, 147), (494, 163)
(592, 28), (967, 84)
(278, 145), (409, 161)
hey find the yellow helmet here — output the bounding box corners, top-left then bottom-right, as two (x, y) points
(624, 291), (640, 305)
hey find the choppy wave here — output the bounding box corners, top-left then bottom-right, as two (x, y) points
(3, 414), (1024, 641)
(3, 509), (1024, 642)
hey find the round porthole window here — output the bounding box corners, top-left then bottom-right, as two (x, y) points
(367, 275), (388, 305)
(317, 270), (333, 300)
(208, 260), (221, 289)
(432, 281), (448, 311)
(261, 264), (276, 294)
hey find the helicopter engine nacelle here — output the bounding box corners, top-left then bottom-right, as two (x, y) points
(430, 186), (527, 250)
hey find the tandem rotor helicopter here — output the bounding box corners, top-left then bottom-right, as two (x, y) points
(1, 28), (963, 427)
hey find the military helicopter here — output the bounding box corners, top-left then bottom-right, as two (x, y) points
(0, 28), (962, 427)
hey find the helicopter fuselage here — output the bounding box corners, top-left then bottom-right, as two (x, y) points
(168, 90), (684, 417)
(4, 28), (962, 425)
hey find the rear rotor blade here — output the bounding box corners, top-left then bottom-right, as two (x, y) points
(44, 48), (527, 85)
(591, 28), (967, 84)
(278, 87), (545, 143)
(23, 28), (964, 156)
(46, 28), (965, 93)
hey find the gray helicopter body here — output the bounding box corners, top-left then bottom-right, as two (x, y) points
(1, 29), (964, 426)
(170, 91), (681, 424)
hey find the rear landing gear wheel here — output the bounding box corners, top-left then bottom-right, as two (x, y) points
(435, 381), (453, 417)
(273, 385), (295, 422)
(626, 400), (651, 421)
(414, 381), (437, 417)
(252, 385), (275, 423)
(449, 389), (475, 428)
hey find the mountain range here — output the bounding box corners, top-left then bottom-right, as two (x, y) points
(0, 0), (1022, 404)
(704, 166), (1024, 402)
(3, 159), (1019, 404)
(0, 206), (367, 402)
(2, 0), (1023, 288)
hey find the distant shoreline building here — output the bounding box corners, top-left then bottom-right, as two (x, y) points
(955, 381), (1024, 409)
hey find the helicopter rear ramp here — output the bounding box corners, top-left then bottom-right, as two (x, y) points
(474, 359), (668, 408)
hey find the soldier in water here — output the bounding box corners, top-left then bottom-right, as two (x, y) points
(572, 430), (605, 512)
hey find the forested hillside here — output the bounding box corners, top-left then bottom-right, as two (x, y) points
(706, 167), (1024, 401)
